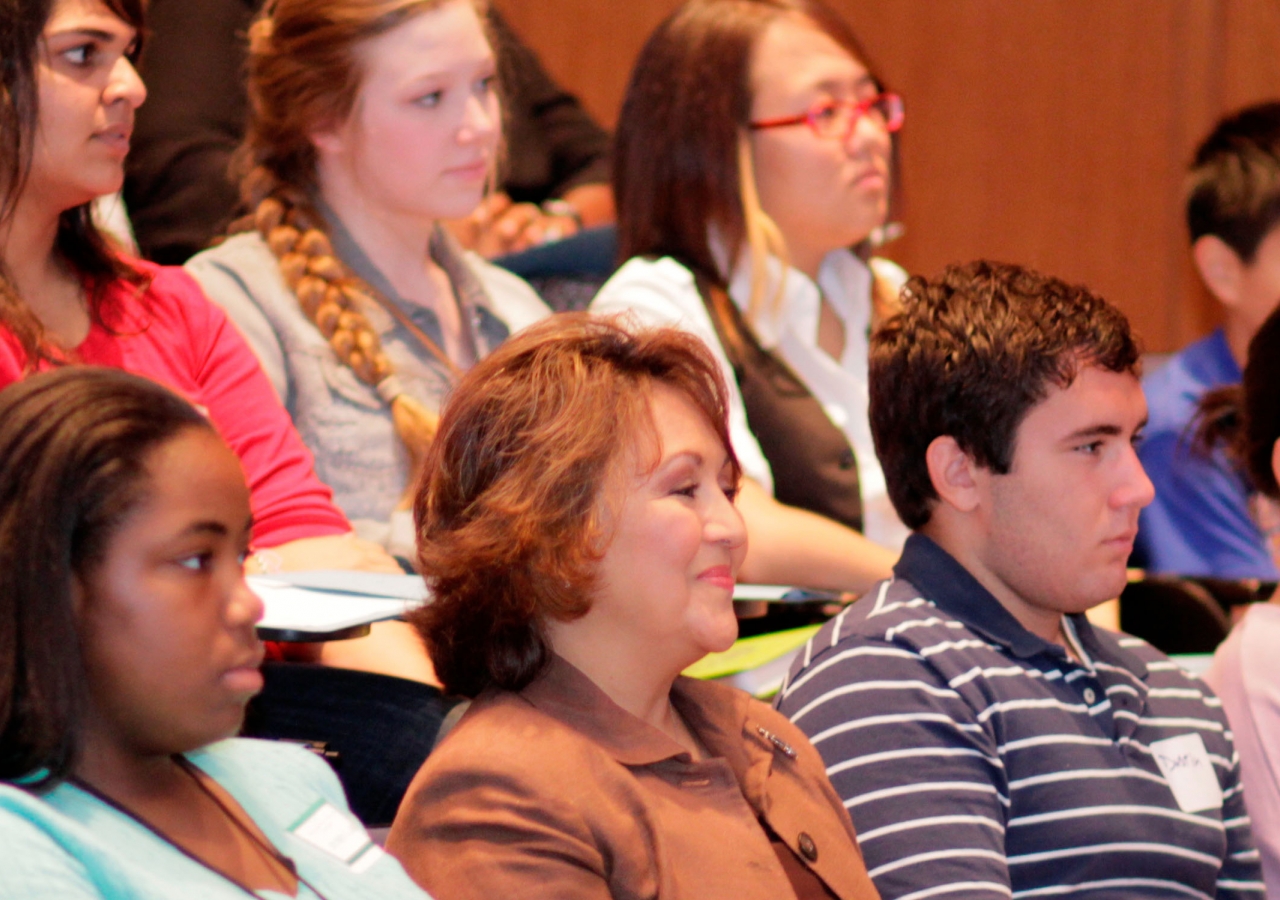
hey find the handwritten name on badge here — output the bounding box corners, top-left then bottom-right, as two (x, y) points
(290, 801), (384, 873)
(1150, 733), (1223, 813)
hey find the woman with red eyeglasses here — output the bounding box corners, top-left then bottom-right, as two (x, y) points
(593, 0), (907, 597)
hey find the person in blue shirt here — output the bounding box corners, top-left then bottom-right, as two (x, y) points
(1135, 102), (1280, 578)
(0, 364), (433, 899)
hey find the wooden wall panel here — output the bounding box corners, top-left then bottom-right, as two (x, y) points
(496, 0), (677, 127)
(840, 1), (1200, 350)
(498, 0), (1280, 352)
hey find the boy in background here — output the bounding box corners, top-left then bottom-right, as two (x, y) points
(1136, 101), (1280, 578)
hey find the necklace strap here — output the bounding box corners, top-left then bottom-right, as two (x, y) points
(172, 757), (299, 877)
(353, 282), (465, 382)
(70, 759), (335, 900)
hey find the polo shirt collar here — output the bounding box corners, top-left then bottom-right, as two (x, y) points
(894, 533), (1148, 677)
(1073, 612), (1149, 679)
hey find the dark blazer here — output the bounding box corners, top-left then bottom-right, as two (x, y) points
(387, 656), (881, 900)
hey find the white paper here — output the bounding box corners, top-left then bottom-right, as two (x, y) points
(732, 584), (842, 602)
(1150, 733), (1223, 813)
(248, 578), (423, 634)
(265, 569), (428, 601)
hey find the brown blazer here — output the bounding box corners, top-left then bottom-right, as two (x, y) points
(387, 656), (881, 900)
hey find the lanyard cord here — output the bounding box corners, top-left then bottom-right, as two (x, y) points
(70, 758), (333, 900)
(355, 281), (467, 382)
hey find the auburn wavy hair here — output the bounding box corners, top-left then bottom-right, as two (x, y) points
(410, 314), (741, 698)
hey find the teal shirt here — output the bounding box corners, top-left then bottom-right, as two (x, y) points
(0, 738), (433, 899)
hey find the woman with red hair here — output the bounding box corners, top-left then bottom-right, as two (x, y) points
(389, 315), (880, 900)
(186, 0), (549, 559)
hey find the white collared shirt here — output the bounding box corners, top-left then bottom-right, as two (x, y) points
(591, 250), (908, 550)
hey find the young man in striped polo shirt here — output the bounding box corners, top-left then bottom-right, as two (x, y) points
(777, 261), (1265, 900)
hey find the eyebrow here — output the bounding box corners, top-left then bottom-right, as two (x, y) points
(47, 27), (128, 42)
(669, 450), (705, 463)
(809, 73), (878, 95)
(402, 58), (496, 82)
(403, 70), (455, 84)
(180, 514), (254, 539)
(654, 450), (705, 472)
(1061, 417), (1149, 443)
(662, 449), (738, 477)
(182, 521), (231, 538)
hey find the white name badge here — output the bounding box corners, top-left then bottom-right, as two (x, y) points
(1150, 733), (1223, 813)
(290, 801), (384, 873)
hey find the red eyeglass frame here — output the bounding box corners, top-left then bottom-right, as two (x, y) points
(749, 92), (905, 137)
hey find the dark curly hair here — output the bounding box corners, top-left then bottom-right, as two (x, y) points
(410, 314), (740, 698)
(870, 260), (1141, 529)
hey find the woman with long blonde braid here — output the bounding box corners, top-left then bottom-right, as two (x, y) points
(187, 0), (549, 558)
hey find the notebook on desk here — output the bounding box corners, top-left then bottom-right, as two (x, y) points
(250, 573), (834, 642)
(250, 571), (429, 640)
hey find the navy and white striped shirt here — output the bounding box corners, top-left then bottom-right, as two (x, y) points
(777, 534), (1265, 900)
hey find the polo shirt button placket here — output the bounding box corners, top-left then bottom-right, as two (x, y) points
(798, 832), (818, 862)
(1082, 686), (1097, 705)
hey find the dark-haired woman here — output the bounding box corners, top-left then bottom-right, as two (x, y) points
(387, 315), (880, 900)
(0, 367), (433, 899)
(592, 0), (904, 594)
(1199, 306), (1280, 890)
(0, 0), (403, 576)
(0, 0), (442, 680)
(185, 0), (549, 559)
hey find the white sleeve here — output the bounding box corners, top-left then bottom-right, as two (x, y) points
(466, 254), (553, 334)
(591, 257), (774, 494)
(868, 255), (909, 294)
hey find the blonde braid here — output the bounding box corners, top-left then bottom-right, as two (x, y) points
(251, 190), (439, 477)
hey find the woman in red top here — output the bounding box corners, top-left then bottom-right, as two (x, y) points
(0, 0), (437, 681)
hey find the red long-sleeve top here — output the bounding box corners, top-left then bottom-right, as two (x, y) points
(0, 260), (351, 549)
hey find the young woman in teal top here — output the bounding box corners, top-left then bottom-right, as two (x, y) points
(0, 365), (432, 899)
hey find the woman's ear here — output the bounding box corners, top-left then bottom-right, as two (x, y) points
(925, 435), (982, 514)
(1270, 436), (1280, 489)
(1192, 235), (1245, 308)
(309, 127), (344, 158)
(308, 115), (349, 158)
